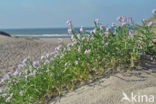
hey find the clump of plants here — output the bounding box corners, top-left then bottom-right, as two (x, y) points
(0, 10), (156, 104)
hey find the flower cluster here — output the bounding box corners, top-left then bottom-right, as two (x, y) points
(152, 9), (156, 14)
(117, 16), (133, 26)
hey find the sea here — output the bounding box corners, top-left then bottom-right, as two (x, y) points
(1, 28), (93, 38)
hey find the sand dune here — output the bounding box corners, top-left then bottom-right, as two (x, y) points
(49, 69), (156, 104)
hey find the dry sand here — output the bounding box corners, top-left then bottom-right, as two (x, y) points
(0, 35), (156, 104)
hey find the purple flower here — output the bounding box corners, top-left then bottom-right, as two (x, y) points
(105, 42), (108, 46)
(122, 16), (127, 22)
(45, 59), (50, 64)
(60, 54), (64, 58)
(50, 51), (56, 55)
(84, 49), (91, 54)
(46, 70), (50, 73)
(0, 89), (2, 93)
(93, 29), (97, 34)
(71, 41), (77, 46)
(22, 56), (30, 65)
(18, 64), (24, 69)
(29, 70), (37, 76)
(80, 26), (85, 33)
(152, 9), (156, 14)
(117, 16), (122, 21)
(25, 75), (28, 79)
(78, 46), (81, 52)
(67, 43), (71, 47)
(71, 35), (75, 41)
(117, 16), (127, 23)
(22, 57), (28, 64)
(24, 69), (28, 74)
(128, 17), (132, 22)
(33, 61), (40, 68)
(121, 22), (127, 26)
(82, 37), (85, 40)
(148, 22), (153, 27)
(77, 34), (81, 39)
(129, 31), (133, 39)
(90, 30), (93, 34)
(104, 31), (109, 37)
(41, 55), (46, 60)
(68, 28), (73, 34)
(66, 20), (72, 26)
(142, 19), (146, 22)
(95, 19), (99, 24)
(50, 57), (54, 61)
(6, 93), (13, 102)
(55, 45), (62, 51)
(20, 90), (25, 96)
(46, 53), (49, 58)
(65, 63), (68, 66)
(106, 27), (110, 32)
(90, 36), (94, 40)
(0, 75), (9, 83)
(13, 70), (19, 76)
(100, 25), (104, 30)
(74, 61), (78, 65)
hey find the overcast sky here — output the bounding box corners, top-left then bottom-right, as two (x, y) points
(0, 0), (156, 29)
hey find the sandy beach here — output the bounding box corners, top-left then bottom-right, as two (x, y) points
(0, 35), (69, 80)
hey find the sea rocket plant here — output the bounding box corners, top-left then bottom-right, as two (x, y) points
(66, 20), (72, 26)
(100, 24), (104, 30)
(80, 26), (85, 33)
(128, 17), (132, 22)
(148, 21), (153, 27)
(93, 29), (97, 34)
(95, 18), (99, 24)
(129, 31), (134, 39)
(68, 28), (73, 34)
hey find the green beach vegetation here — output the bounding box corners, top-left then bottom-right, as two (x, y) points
(0, 9), (156, 104)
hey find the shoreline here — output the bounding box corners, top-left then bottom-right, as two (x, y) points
(11, 35), (71, 39)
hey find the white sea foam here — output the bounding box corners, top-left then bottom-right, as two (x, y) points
(12, 34), (70, 38)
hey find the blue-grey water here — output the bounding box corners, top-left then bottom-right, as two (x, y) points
(1, 28), (93, 38)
